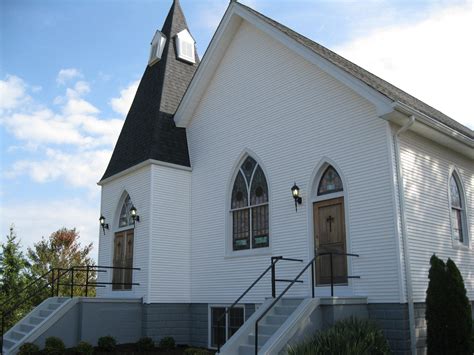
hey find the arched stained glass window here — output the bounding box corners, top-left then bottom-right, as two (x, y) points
(119, 195), (134, 228)
(449, 172), (467, 244)
(318, 166), (343, 195)
(230, 157), (269, 251)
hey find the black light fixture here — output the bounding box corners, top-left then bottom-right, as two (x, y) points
(99, 215), (109, 234)
(130, 205), (140, 224)
(291, 182), (302, 212)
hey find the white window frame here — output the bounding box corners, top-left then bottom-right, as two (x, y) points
(448, 169), (470, 249)
(208, 304), (245, 349)
(175, 29), (196, 64)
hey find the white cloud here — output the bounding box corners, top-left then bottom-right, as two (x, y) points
(0, 198), (100, 261)
(335, 3), (474, 129)
(8, 148), (112, 189)
(56, 68), (83, 85)
(109, 80), (139, 116)
(0, 75), (29, 111)
(1, 74), (124, 190)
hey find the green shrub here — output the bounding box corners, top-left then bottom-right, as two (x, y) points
(97, 335), (116, 352)
(18, 342), (40, 355)
(159, 336), (175, 349)
(426, 254), (448, 354)
(136, 336), (155, 351)
(184, 348), (210, 355)
(44, 337), (66, 355)
(287, 317), (390, 355)
(75, 341), (94, 355)
(445, 259), (472, 354)
(426, 255), (472, 355)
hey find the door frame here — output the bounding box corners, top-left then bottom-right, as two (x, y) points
(306, 159), (354, 296)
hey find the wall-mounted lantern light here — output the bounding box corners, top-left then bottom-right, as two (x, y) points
(291, 182), (302, 212)
(130, 205), (140, 224)
(99, 215), (109, 234)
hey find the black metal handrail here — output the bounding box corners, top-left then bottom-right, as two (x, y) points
(1, 265), (140, 353)
(255, 252), (359, 354)
(215, 256), (303, 352)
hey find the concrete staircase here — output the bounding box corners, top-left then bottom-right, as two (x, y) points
(238, 298), (302, 355)
(2, 297), (70, 355)
(218, 297), (321, 355)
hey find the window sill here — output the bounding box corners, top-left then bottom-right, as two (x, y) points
(452, 242), (470, 251)
(225, 247), (272, 259)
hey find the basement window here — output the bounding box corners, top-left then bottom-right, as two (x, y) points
(175, 29), (196, 64)
(210, 306), (244, 348)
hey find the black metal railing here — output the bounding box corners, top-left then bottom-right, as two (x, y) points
(215, 256), (303, 352)
(255, 252), (359, 354)
(1, 265), (140, 353)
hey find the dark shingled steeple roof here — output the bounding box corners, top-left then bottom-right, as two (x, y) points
(101, 0), (199, 181)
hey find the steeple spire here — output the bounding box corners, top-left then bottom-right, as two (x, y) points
(101, 0), (199, 181)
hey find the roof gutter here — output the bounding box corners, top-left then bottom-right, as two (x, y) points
(392, 101), (473, 147)
(393, 115), (416, 354)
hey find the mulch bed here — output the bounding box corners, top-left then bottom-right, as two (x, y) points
(88, 344), (212, 355)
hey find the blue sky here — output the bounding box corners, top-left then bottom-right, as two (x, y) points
(1, 0), (472, 260)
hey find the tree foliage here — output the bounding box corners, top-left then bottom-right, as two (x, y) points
(0, 225), (30, 328)
(27, 228), (96, 297)
(426, 254), (472, 355)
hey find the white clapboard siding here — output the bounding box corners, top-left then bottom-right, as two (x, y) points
(97, 166), (151, 300)
(399, 130), (473, 302)
(187, 21), (401, 304)
(148, 165), (192, 303)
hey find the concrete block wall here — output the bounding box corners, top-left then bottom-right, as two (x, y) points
(143, 303), (192, 345)
(367, 303), (410, 355)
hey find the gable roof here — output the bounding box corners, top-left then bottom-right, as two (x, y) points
(175, 2), (473, 143)
(100, 0), (199, 182)
(239, 3), (472, 140)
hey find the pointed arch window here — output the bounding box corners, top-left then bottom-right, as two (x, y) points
(230, 156), (269, 251)
(318, 166), (343, 195)
(114, 193), (135, 290)
(119, 195), (134, 228)
(449, 172), (467, 244)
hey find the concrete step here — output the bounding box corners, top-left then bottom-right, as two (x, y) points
(279, 298), (303, 307)
(247, 333), (271, 347)
(29, 316), (45, 325)
(265, 314), (288, 325)
(47, 302), (61, 311)
(8, 330), (26, 341)
(39, 309), (52, 318)
(19, 324), (35, 333)
(273, 305), (297, 316)
(258, 324), (280, 336)
(239, 344), (259, 355)
(3, 338), (15, 349)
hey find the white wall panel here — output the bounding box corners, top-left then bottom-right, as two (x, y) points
(187, 21), (400, 304)
(97, 166), (151, 300)
(399, 130), (473, 302)
(148, 165), (192, 303)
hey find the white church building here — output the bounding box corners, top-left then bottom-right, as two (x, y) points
(3, 1), (472, 354)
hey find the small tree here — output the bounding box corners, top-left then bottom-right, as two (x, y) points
(426, 255), (473, 354)
(445, 258), (472, 354)
(27, 228), (95, 298)
(0, 226), (31, 329)
(426, 254), (448, 354)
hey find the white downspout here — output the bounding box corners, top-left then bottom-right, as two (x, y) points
(393, 115), (416, 354)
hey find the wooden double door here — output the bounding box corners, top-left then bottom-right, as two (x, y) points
(112, 230), (134, 290)
(313, 197), (347, 285)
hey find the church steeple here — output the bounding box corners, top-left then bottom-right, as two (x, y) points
(101, 0), (199, 181)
